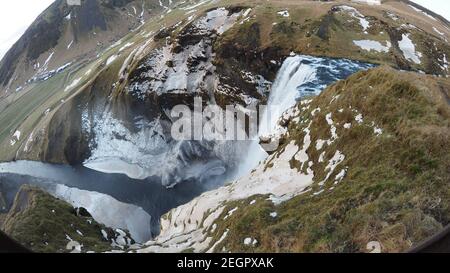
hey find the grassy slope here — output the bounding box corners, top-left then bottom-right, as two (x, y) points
(216, 0), (449, 72)
(1, 185), (121, 253)
(205, 66), (450, 253)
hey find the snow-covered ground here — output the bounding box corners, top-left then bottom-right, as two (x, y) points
(353, 40), (391, 53)
(64, 77), (82, 92)
(352, 0), (381, 5)
(50, 184), (152, 242)
(336, 5), (371, 34)
(398, 34), (422, 64)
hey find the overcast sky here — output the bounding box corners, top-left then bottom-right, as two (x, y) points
(0, 0), (449, 61)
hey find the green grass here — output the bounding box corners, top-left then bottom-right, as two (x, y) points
(1, 185), (117, 253)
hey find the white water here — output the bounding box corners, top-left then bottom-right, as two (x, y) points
(259, 56), (317, 136)
(236, 55), (374, 177)
(236, 56), (316, 176)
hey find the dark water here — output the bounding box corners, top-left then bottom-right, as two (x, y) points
(0, 161), (225, 238)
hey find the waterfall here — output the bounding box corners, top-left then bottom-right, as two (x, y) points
(236, 55), (375, 178)
(259, 55), (317, 136)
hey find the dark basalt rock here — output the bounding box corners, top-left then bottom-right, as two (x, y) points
(74, 207), (92, 218)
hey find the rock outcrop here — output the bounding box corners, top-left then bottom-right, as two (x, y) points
(1, 184), (136, 253)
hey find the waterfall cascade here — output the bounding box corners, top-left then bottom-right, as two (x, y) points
(236, 55), (375, 178)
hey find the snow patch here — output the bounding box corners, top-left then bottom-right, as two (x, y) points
(106, 55), (118, 66)
(319, 151), (346, 186)
(352, 0), (381, 5)
(353, 40), (391, 53)
(355, 114), (364, 124)
(433, 27), (445, 36)
(119, 42), (134, 52)
(64, 77), (82, 92)
(336, 5), (370, 33)
(277, 10), (290, 17)
(67, 40), (74, 49)
(51, 184), (152, 242)
(398, 34), (422, 64)
(10, 130), (21, 146)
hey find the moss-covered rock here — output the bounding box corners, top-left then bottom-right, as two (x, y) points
(1, 185), (135, 253)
